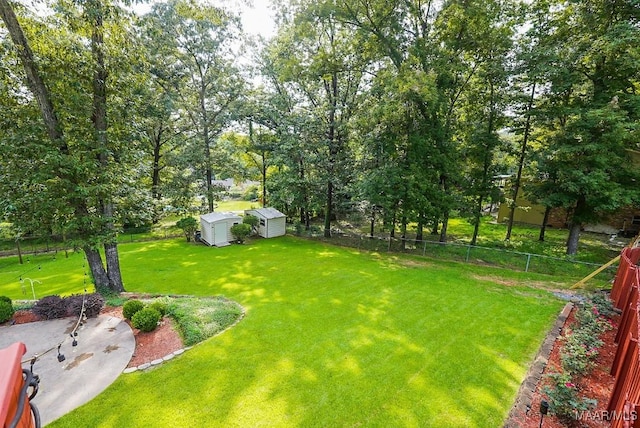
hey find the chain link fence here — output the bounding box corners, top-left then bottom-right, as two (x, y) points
(299, 229), (617, 283)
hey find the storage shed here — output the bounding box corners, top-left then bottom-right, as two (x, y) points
(200, 212), (242, 247)
(245, 207), (286, 238)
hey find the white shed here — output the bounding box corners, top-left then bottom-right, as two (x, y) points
(200, 212), (242, 247)
(245, 207), (286, 238)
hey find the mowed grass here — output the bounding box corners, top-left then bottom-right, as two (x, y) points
(0, 237), (564, 427)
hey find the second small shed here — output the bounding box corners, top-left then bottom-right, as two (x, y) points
(200, 212), (242, 247)
(245, 207), (286, 238)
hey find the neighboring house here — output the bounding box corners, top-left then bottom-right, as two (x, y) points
(497, 189), (640, 236)
(200, 212), (242, 247)
(245, 207), (286, 238)
(211, 178), (234, 191)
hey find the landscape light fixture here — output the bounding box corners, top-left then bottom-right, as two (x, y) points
(539, 400), (549, 428)
(57, 345), (65, 362)
(70, 333), (78, 347)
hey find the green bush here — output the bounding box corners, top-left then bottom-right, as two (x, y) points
(0, 301), (14, 323)
(0, 296), (12, 306)
(148, 300), (167, 317)
(131, 307), (161, 332)
(230, 223), (252, 244)
(122, 299), (145, 320)
(543, 372), (597, 421)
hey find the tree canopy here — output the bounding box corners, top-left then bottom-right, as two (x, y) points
(1, 0), (638, 266)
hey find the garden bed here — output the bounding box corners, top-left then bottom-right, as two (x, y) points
(515, 307), (618, 427)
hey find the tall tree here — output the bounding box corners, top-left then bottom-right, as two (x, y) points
(265, 1), (366, 237)
(532, 0), (640, 255)
(142, 0), (245, 213)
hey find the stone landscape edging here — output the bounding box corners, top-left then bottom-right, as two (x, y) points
(503, 302), (574, 427)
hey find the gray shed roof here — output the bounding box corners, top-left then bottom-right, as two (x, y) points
(200, 212), (242, 223)
(247, 207), (286, 220)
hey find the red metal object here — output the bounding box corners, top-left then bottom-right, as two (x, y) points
(0, 342), (34, 428)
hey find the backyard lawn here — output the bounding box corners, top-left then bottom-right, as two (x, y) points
(0, 236), (565, 427)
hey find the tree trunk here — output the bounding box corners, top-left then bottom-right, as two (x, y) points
(84, 246), (110, 289)
(104, 242), (125, 292)
(16, 239), (23, 265)
(324, 181), (333, 238)
(471, 196), (483, 246)
(416, 217), (424, 242)
(151, 125), (163, 200)
(400, 215), (407, 250)
(91, 1), (125, 293)
(566, 222), (581, 255)
(506, 82), (536, 242)
(261, 150), (267, 207)
(369, 208), (375, 238)
(538, 206), (551, 242)
(0, 0), (64, 144)
(200, 82), (214, 212)
(439, 210), (449, 243)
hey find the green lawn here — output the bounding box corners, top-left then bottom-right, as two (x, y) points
(0, 237), (564, 427)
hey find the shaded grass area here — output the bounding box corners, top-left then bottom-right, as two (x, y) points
(24, 237), (567, 427)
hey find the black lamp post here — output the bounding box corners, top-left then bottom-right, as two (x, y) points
(539, 400), (549, 428)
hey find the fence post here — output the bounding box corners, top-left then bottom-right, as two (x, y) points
(465, 245), (471, 262)
(525, 254), (531, 272)
(423, 241), (427, 256)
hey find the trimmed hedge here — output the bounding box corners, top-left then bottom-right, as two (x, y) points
(131, 308), (161, 332)
(122, 300), (145, 320)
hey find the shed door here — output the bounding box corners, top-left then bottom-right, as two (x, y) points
(214, 222), (228, 244)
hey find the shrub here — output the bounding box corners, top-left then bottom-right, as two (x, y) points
(148, 300), (167, 317)
(176, 217), (198, 242)
(122, 299), (145, 320)
(32, 295), (67, 320)
(131, 307), (161, 332)
(230, 223), (252, 244)
(65, 293), (105, 318)
(243, 215), (259, 232)
(543, 372), (597, 421)
(0, 301), (14, 323)
(0, 296), (12, 306)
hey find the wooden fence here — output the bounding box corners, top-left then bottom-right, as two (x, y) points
(608, 246), (640, 427)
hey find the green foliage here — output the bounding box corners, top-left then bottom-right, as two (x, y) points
(230, 223), (251, 243)
(131, 307), (161, 332)
(148, 300), (168, 317)
(167, 297), (243, 346)
(543, 372), (597, 422)
(0, 301), (14, 323)
(242, 214), (259, 229)
(176, 217), (198, 242)
(242, 186), (259, 201)
(0, 296), (12, 306)
(122, 299), (145, 321)
(559, 300), (612, 376)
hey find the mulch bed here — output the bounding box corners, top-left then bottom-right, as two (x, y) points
(513, 308), (619, 428)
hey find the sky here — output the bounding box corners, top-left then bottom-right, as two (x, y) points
(133, 0), (277, 38)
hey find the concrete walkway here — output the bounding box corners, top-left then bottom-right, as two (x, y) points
(0, 314), (135, 426)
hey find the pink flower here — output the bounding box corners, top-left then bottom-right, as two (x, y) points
(565, 382), (575, 388)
